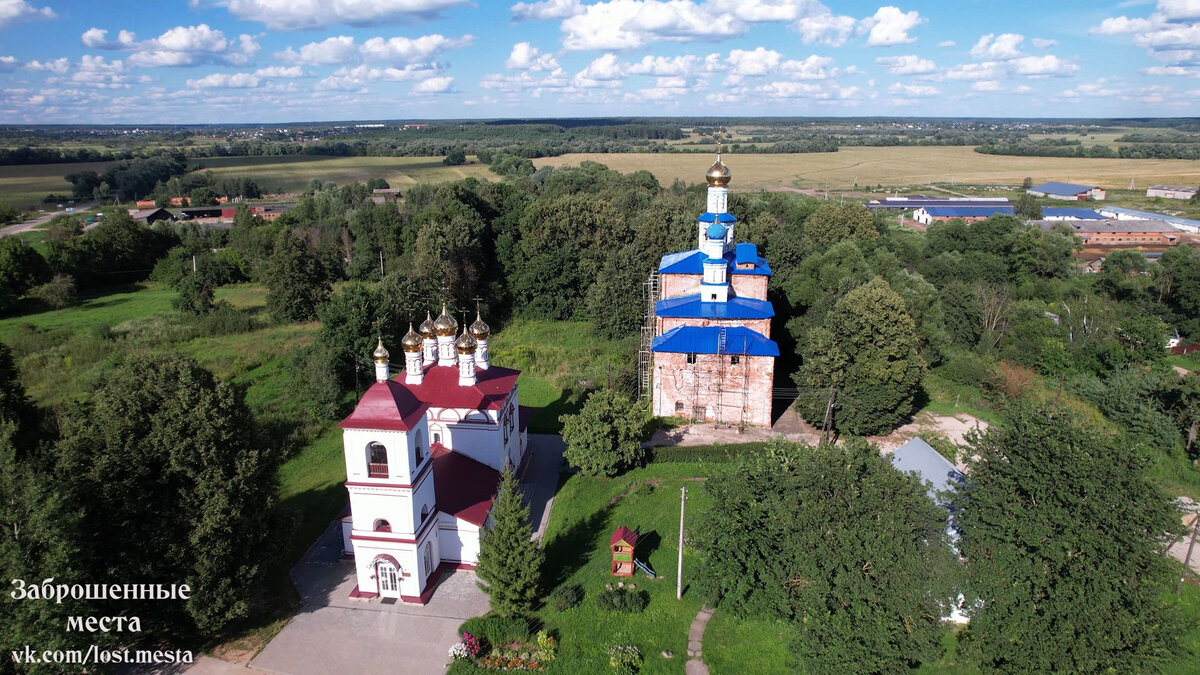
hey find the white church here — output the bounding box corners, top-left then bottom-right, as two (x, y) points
(338, 307), (528, 604)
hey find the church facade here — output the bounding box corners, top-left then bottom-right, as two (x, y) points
(650, 156), (778, 427)
(337, 308), (527, 604)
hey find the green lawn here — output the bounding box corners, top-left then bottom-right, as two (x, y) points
(1168, 353), (1200, 373)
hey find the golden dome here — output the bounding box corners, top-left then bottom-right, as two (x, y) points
(372, 337), (390, 364)
(433, 304), (458, 337)
(418, 311), (436, 339)
(455, 328), (478, 354)
(706, 155), (731, 187)
(469, 311), (491, 340)
(400, 324), (422, 353)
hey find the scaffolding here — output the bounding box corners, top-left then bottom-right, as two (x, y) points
(637, 271), (660, 402)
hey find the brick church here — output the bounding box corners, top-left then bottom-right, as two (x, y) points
(650, 154), (777, 427)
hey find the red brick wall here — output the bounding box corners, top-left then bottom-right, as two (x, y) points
(658, 316), (771, 338)
(1081, 231), (1177, 245)
(660, 273), (769, 302)
(651, 352), (774, 427)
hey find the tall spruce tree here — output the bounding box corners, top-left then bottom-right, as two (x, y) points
(476, 466), (542, 618)
(262, 228), (331, 322)
(953, 403), (1186, 672)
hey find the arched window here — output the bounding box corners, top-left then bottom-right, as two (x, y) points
(675, 401), (684, 412)
(367, 442), (388, 477)
(433, 432), (441, 445)
(373, 519), (391, 532)
(420, 504), (430, 523)
(414, 429), (425, 466)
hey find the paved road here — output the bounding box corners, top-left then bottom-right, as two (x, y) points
(0, 200), (98, 237)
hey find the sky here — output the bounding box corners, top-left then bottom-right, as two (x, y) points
(0, 0), (1199, 124)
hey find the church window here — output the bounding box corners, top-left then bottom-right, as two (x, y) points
(686, 353), (697, 365)
(414, 429), (425, 466)
(710, 293), (717, 300)
(675, 401), (684, 412)
(420, 504), (430, 523)
(433, 432), (441, 444)
(367, 442), (388, 477)
(373, 519), (391, 532)
(730, 355), (740, 365)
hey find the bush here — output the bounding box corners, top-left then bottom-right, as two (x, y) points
(560, 389), (648, 477)
(648, 442), (768, 463)
(548, 584), (583, 611)
(595, 589), (647, 613)
(458, 615), (533, 649)
(193, 301), (258, 335)
(28, 274), (77, 308)
(608, 644), (642, 674)
(936, 351), (992, 387)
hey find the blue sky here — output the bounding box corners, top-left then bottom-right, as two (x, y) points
(0, 0), (1198, 123)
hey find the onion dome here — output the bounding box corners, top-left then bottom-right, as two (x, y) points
(372, 337), (390, 364)
(455, 328), (478, 354)
(705, 155), (731, 187)
(705, 222), (728, 240)
(433, 304), (458, 337)
(418, 311), (436, 339)
(400, 323), (422, 353)
(470, 311), (491, 340)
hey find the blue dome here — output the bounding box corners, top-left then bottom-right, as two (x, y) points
(705, 222), (728, 240)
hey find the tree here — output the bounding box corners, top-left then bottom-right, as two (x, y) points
(443, 149), (467, 166)
(189, 186), (218, 206)
(476, 466), (542, 618)
(0, 236), (50, 313)
(1022, 176), (1033, 189)
(796, 277), (925, 435)
(559, 389), (647, 476)
(366, 177), (390, 190)
(1012, 192), (1042, 220)
(586, 245), (648, 339)
(953, 403), (1186, 672)
(801, 202), (878, 248)
(173, 268), (216, 315)
(262, 229), (331, 322)
(696, 439), (956, 673)
(53, 353), (284, 635)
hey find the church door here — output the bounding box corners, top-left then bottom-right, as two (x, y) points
(377, 560), (400, 598)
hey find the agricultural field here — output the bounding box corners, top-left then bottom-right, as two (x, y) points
(189, 155), (501, 193)
(534, 147), (1200, 192)
(0, 160), (112, 209)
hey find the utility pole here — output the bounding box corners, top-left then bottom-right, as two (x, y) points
(821, 385), (836, 444)
(379, 251), (385, 278)
(192, 254), (197, 274)
(677, 485), (686, 600)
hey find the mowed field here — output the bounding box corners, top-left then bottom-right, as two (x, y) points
(534, 147), (1200, 191)
(0, 160), (112, 208)
(189, 155), (500, 192)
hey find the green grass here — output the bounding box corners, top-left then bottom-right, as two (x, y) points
(1164, 575), (1200, 675)
(919, 371), (1002, 426)
(0, 283), (176, 342)
(1168, 353), (1200, 373)
(189, 155), (500, 193)
(703, 612), (792, 674)
(489, 319), (638, 433)
(0, 160), (110, 210)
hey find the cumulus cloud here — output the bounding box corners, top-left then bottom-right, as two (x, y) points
(506, 42), (559, 70)
(23, 57), (68, 73)
(78, 24), (259, 67)
(1143, 64), (1200, 75)
(71, 55), (128, 88)
(627, 54), (699, 75)
(794, 11), (856, 46)
(1010, 54), (1078, 77)
(970, 33), (1024, 59)
(859, 6), (924, 46)
(756, 80), (859, 100)
(187, 72), (261, 88)
(1031, 37), (1057, 48)
(218, 0), (469, 31)
(0, 0), (55, 30)
(888, 81), (938, 96)
(1091, 1), (1200, 64)
(254, 65), (305, 77)
(412, 75), (454, 93)
(276, 36), (358, 65)
(0, 55), (17, 71)
(573, 53), (625, 87)
(360, 34), (472, 63)
(876, 54), (936, 74)
(510, 0), (582, 21)
(937, 40), (956, 47)
(315, 63), (438, 91)
(944, 61), (1002, 80)
(480, 68), (569, 95)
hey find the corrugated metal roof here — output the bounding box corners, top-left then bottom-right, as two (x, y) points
(1030, 181), (1097, 196)
(658, 249), (772, 276)
(655, 295), (775, 319)
(651, 326), (779, 356)
(922, 206), (1015, 217)
(889, 437), (964, 503)
(1042, 207), (1105, 220)
(1098, 206), (1200, 228)
(867, 197), (1012, 210)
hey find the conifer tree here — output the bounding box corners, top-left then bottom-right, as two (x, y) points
(262, 228), (331, 322)
(476, 466), (542, 618)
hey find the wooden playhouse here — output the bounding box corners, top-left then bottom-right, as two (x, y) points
(610, 526), (638, 577)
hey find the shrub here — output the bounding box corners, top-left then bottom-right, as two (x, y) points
(458, 615), (532, 649)
(532, 630), (557, 663)
(648, 442), (768, 463)
(936, 351), (991, 387)
(194, 301), (258, 335)
(595, 589), (647, 613)
(608, 644), (642, 674)
(548, 584), (583, 611)
(28, 274), (77, 308)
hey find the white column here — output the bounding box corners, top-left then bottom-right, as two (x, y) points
(458, 351), (477, 386)
(475, 338), (489, 370)
(405, 352), (423, 385)
(422, 338), (436, 365)
(437, 335), (456, 367)
(707, 186), (728, 214)
(375, 359), (390, 382)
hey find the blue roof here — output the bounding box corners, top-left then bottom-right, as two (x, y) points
(889, 437), (965, 505)
(651, 326), (779, 357)
(658, 249), (772, 277)
(1030, 181), (1097, 196)
(656, 295), (775, 319)
(1099, 206), (1200, 228)
(1042, 207), (1104, 220)
(705, 222), (728, 239)
(703, 256), (725, 265)
(867, 197), (1012, 210)
(735, 242), (757, 265)
(923, 206), (1014, 217)
(696, 212), (738, 224)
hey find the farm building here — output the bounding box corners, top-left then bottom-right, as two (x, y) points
(1027, 181), (1106, 201)
(647, 154), (778, 428)
(1146, 185), (1197, 200)
(866, 196), (1011, 210)
(912, 206), (1014, 224)
(127, 207), (173, 224)
(1040, 207), (1105, 221)
(1034, 219), (1180, 246)
(1096, 206), (1200, 233)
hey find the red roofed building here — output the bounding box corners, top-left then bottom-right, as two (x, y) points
(338, 307), (527, 604)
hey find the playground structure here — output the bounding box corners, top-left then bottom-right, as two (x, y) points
(610, 527), (656, 578)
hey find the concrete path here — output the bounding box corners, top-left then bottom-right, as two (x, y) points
(522, 434), (565, 541)
(685, 605), (714, 674)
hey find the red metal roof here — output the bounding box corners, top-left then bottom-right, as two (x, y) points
(404, 364), (520, 411)
(610, 526), (638, 548)
(338, 380), (429, 431)
(431, 444), (501, 527)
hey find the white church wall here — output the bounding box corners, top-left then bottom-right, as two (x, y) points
(438, 513), (483, 565)
(349, 488), (414, 535)
(342, 419), (429, 485)
(351, 539), (420, 597)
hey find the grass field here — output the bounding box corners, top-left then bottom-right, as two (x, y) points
(0, 160), (111, 209)
(189, 155), (500, 193)
(534, 147), (1200, 192)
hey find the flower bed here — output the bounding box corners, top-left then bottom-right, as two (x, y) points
(450, 629), (557, 672)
